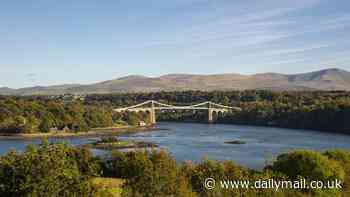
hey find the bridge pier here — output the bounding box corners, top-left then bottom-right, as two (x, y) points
(208, 109), (214, 123)
(150, 100), (156, 124)
(150, 108), (156, 124)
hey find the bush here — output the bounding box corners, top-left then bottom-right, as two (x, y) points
(72, 120), (89, 132)
(323, 149), (350, 194)
(185, 159), (250, 197)
(323, 149), (350, 168)
(268, 150), (345, 196)
(99, 136), (119, 143)
(269, 150), (345, 181)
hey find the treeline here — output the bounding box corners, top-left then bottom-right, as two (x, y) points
(85, 90), (350, 134)
(1, 142), (350, 196)
(1, 90), (349, 134)
(105, 149), (350, 197)
(0, 97), (149, 134)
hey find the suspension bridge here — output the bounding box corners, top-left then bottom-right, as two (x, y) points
(114, 100), (241, 124)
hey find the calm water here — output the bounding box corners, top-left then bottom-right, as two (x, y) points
(1, 122), (350, 169)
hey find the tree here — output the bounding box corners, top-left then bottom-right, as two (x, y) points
(23, 115), (39, 133)
(0, 142), (98, 196)
(105, 150), (196, 197)
(268, 150), (345, 195)
(222, 96), (230, 106)
(125, 112), (140, 126)
(38, 116), (52, 133)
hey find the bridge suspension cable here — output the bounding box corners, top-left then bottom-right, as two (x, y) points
(115, 100), (152, 111)
(114, 100), (241, 124)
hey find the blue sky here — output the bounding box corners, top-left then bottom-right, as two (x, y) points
(1, 0), (350, 88)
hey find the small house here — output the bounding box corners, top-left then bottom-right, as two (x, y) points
(139, 121), (147, 127)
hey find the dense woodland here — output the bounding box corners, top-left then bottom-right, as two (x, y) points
(0, 142), (349, 196)
(0, 96), (149, 134)
(0, 90), (349, 134)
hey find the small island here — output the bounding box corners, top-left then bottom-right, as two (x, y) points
(86, 136), (158, 150)
(225, 140), (246, 144)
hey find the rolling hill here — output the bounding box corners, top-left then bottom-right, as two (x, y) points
(1, 68), (350, 95)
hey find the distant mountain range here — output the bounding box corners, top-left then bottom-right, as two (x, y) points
(2, 68), (350, 95)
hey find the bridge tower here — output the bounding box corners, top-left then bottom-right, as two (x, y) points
(208, 101), (214, 123)
(150, 100), (156, 124)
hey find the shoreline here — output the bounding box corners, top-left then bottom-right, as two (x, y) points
(158, 121), (350, 136)
(0, 125), (160, 140)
